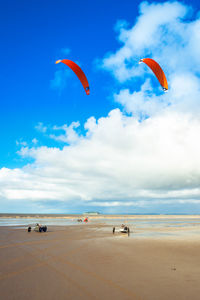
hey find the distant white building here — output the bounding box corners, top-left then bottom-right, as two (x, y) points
(83, 212), (100, 216)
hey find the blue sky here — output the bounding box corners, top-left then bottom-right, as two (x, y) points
(1, 0), (200, 214)
(0, 0), (144, 167)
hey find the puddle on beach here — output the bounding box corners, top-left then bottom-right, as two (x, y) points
(91, 218), (200, 239)
(106, 229), (200, 239)
(131, 231), (176, 238)
(99, 218), (200, 228)
(1, 217), (200, 240)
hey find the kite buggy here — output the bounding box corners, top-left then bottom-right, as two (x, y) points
(113, 224), (130, 236)
(27, 223), (47, 232)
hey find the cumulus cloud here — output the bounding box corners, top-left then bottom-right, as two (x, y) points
(2, 108), (200, 212)
(1, 1), (200, 213)
(50, 121), (80, 144)
(101, 1), (200, 118)
(101, 1), (190, 81)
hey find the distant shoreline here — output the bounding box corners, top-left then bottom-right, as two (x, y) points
(1, 213), (200, 219)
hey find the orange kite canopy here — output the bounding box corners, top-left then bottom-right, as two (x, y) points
(55, 59), (90, 95)
(139, 58), (168, 91)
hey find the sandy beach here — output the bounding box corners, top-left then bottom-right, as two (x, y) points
(0, 223), (200, 300)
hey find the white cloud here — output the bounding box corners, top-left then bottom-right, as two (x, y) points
(16, 140), (27, 147)
(50, 121), (80, 144)
(101, 2), (200, 119)
(32, 138), (38, 145)
(1, 1), (200, 213)
(2, 108), (200, 211)
(101, 1), (191, 82)
(35, 122), (47, 133)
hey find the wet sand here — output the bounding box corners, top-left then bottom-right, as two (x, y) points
(0, 224), (200, 300)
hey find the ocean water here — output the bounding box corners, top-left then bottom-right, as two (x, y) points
(92, 217), (200, 228)
(0, 218), (77, 227)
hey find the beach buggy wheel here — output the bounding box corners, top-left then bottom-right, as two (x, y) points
(28, 226), (31, 232)
(43, 226), (47, 232)
(113, 227), (115, 234)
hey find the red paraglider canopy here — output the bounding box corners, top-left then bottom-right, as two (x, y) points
(139, 58), (168, 91)
(55, 59), (90, 95)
